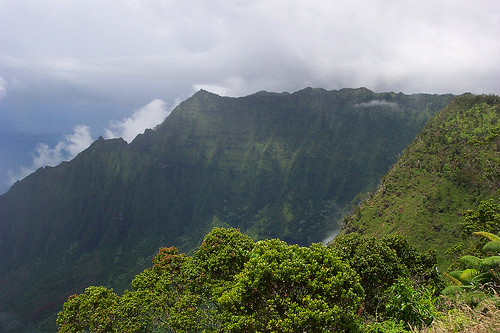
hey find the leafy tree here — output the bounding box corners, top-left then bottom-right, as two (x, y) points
(57, 228), (442, 332)
(461, 196), (500, 238)
(382, 234), (442, 288)
(56, 286), (118, 333)
(115, 247), (188, 332)
(187, 227), (255, 296)
(180, 227), (256, 330)
(383, 278), (437, 329)
(219, 239), (364, 332)
(328, 233), (441, 316)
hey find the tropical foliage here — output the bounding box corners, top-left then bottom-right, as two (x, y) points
(344, 94), (500, 268)
(328, 233), (442, 330)
(57, 228), (442, 332)
(442, 230), (500, 304)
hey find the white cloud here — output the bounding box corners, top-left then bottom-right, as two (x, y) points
(0, 0), (498, 100)
(6, 125), (93, 186)
(355, 100), (398, 109)
(0, 76), (7, 104)
(104, 99), (172, 143)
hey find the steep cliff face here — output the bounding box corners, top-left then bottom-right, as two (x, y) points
(0, 87), (453, 331)
(344, 94), (500, 267)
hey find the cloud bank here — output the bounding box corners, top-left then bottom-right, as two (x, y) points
(0, 0), (498, 109)
(104, 99), (171, 143)
(6, 99), (173, 187)
(6, 125), (93, 186)
(1, 0), (499, 192)
(0, 76), (7, 104)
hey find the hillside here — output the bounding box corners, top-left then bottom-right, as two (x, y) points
(343, 94), (500, 267)
(0, 87), (453, 332)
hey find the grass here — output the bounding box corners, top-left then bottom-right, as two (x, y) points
(413, 297), (500, 333)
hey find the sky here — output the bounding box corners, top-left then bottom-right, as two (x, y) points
(0, 0), (499, 194)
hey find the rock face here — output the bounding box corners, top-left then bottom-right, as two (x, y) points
(0, 87), (453, 331)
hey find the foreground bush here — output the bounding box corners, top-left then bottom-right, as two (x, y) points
(219, 240), (364, 332)
(328, 233), (442, 321)
(57, 228), (366, 332)
(57, 228), (450, 332)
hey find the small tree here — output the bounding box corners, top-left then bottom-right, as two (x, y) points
(219, 239), (364, 332)
(178, 227), (256, 331)
(56, 286), (118, 333)
(116, 247), (188, 332)
(187, 227), (255, 293)
(328, 233), (441, 317)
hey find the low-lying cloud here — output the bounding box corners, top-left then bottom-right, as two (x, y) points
(0, 76), (7, 104)
(5, 99), (175, 188)
(104, 99), (171, 143)
(7, 125), (93, 186)
(355, 100), (399, 109)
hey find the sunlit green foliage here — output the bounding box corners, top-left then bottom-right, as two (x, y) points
(56, 228), (446, 332)
(328, 233), (442, 319)
(443, 230), (500, 304)
(56, 286), (118, 333)
(443, 199), (500, 306)
(344, 94), (500, 268)
(186, 227), (255, 298)
(383, 278), (437, 329)
(219, 240), (364, 332)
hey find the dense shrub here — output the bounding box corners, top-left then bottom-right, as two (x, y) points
(328, 233), (442, 316)
(57, 228), (445, 332)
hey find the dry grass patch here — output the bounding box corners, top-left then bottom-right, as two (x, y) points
(414, 298), (500, 333)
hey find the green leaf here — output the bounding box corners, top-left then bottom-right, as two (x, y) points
(441, 285), (472, 295)
(482, 241), (500, 253)
(481, 255), (500, 268)
(443, 271), (463, 285)
(459, 269), (480, 284)
(459, 255), (482, 269)
(472, 231), (500, 242)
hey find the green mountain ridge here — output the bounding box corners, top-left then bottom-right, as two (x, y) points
(0, 87), (453, 332)
(344, 94), (500, 267)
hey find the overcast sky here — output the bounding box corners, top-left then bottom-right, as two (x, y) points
(0, 0), (499, 193)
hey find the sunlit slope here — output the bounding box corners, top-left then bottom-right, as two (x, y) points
(344, 94), (500, 267)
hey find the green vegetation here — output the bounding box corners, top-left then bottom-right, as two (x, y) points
(328, 233), (442, 319)
(4, 91), (500, 332)
(57, 195), (500, 332)
(441, 197), (500, 305)
(0, 88), (453, 331)
(56, 228), (441, 332)
(344, 94), (500, 267)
